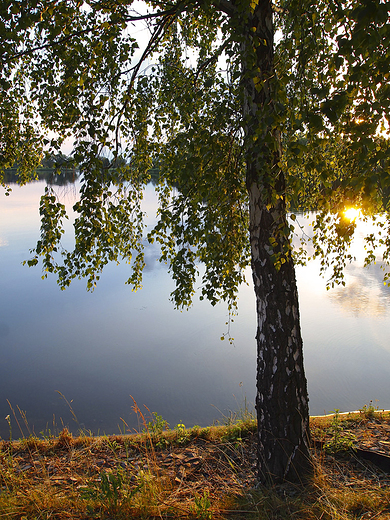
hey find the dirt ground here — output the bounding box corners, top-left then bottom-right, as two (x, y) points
(3, 414), (390, 500)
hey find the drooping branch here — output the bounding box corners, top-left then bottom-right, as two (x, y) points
(113, 11), (177, 153)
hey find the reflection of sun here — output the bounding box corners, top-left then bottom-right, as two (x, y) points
(343, 207), (361, 223)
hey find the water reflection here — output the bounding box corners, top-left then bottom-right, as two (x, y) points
(3, 168), (78, 186)
(328, 263), (390, 317)
(0, 180), (390, 439)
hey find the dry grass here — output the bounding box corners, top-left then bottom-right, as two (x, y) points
(1, 409), (390, 519)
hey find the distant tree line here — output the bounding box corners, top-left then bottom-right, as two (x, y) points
(3, 153), (160, 186)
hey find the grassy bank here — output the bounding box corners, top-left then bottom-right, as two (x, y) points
(1, 407), (390, 519)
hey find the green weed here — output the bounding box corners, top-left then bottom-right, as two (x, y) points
(359, 400), (381, 419)
(81, 469), (144, 513)
(146, 411), (169, 436)
(324, 410), (356, 454)
(193, 490), (212, 520)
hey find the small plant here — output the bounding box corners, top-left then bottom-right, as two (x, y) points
(197, 427), (211, 440)
(39, 428), (55, 441)
(222, 424), (243, 444)
(105, 436), (121, 454)
(359, 400), (379, 420)
(146, 412), (169, 436)
(175, 422), (188, 445)
(193, 490), (212, 520)
(5, 414), (11, 441)
(324, 410), (356, 454)
(3, 414), (13, 464)
(100, 471), (123, 510)
(81, 470), (143, 513)
(143, 410), (170, 448)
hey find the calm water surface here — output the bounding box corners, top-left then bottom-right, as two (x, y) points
(1, 181), (390, 439)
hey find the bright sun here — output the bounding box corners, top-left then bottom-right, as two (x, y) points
(343, 207), (361, 222)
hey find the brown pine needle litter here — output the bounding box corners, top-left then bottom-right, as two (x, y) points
(1, 407), (390, 519)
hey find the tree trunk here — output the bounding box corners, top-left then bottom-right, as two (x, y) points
(241, 0), (311, 484)
(248, 182), (312, 484)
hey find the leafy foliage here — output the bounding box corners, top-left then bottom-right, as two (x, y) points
(2, 0), (389, 301)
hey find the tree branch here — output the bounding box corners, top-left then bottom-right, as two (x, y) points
(211, 0), (236, 17)
(122, 5), (184, 22)
(113, 12), (177, 155)
(3, 1), (187, 64)
(3, 26), (95, 63)
(194, 38), (230, 87)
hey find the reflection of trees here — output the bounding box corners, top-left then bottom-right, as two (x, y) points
(51, 182), (79, 206)
(328, 263), (390, 317)
(44, 170), (79, 186)
(4, 168), (79, 185)
(4, 153), (77, 183)
(4, 156), (160, 187)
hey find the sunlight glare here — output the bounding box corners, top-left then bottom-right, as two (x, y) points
(343, 207), (361, 222)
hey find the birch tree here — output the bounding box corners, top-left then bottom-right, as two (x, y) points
(1, 0), (389, 483)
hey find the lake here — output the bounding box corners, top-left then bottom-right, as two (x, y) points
(1, 180), (390, 439)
